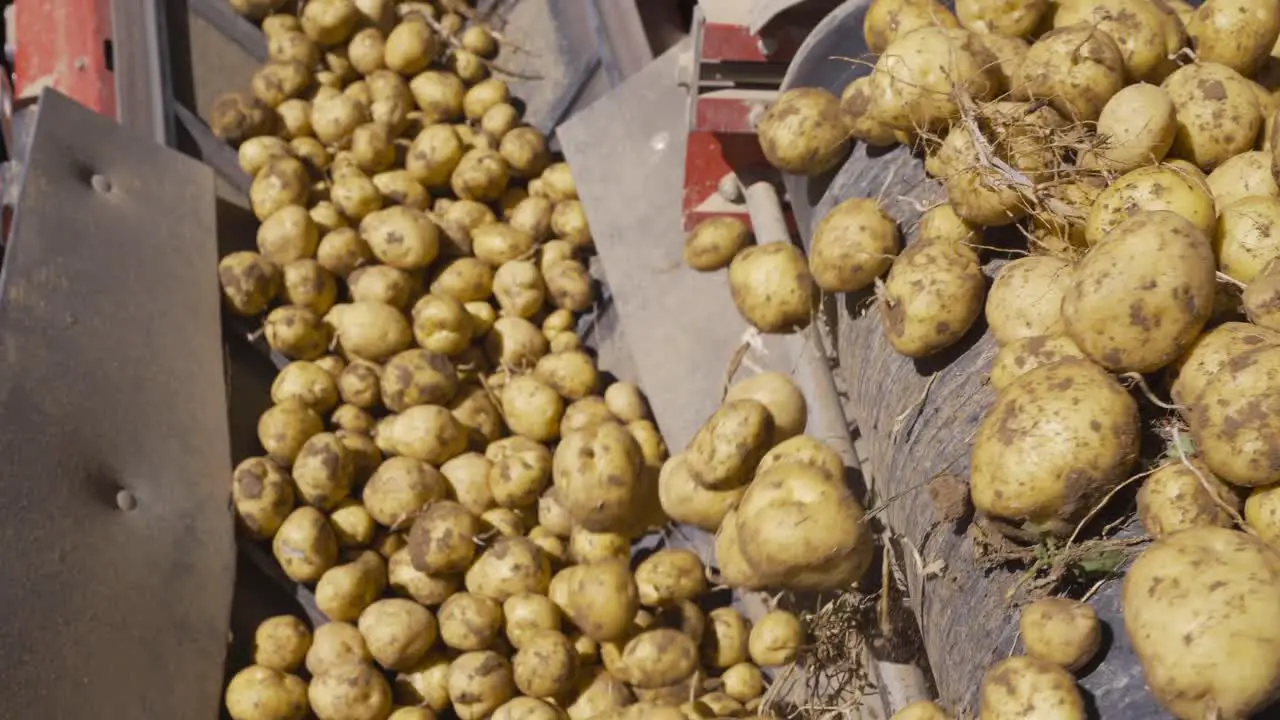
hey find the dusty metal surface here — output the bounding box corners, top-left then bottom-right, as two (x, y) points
(0, 89), (234, 719)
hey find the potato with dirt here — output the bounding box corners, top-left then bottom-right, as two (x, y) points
(1191, 344), (1280, 486)
(733, 459), (873, 590)
(970, 359), (1139, 537)
(432, 257), (496, 303)
(304, 621), (369, 676)
(985, 256), (1072, 346)
(1244, 259), (1280, 331)
(251, 61), (311, 108)
(1085, 163), (1217, 245)
(311, 92), (368, 146)
(309, 663), (392, 720)
(978, 655), (1085, 720)
(347, 265), (415, 309)
(756, 87), (849, 176)
(504, 592), (561, 650)
(224, 665), (309, 720)
(211, 91), (276, 144)
(253, 615), (311, 674)
(448, 651), (516, 720)
(258, 400), (325, 466)
(359, 205), (439, 271)
(499, 127), (552, 179)
(452, 148), (510, 202)
(553, 422), (645, 531)
(220, 252), (281, 317)
(657, 453), (746, 532)
(748, 610), (803, 667)
(1012, 24), (1126, 121)
(380, 349), (458, 412)
(411, 294), (474, 356)
(727, 242), (816, 333)
(556, 560), (640, 642)
(500, 375), (564, 443)
(316, 550), (386, 622)
(863, 0), (958, 53)
(410, 71), (466, 124)
(634, 549), (706, 606)
(1137, 459), (1241, 537)
(384, 18), (438, 75)
(551, 199), (592, 250)
(955, 0), (1047, 37)
(1080, 83), (1177, 172)
(388, 548), (458, 606)
(879, 238), (986, 358)
(722, 371), (807, 444)
(292, 432), (354, 510)
(684, 399), (774, 489)
(512, 630), (578, 698)
(543, 259), (593, 313)
(1163, 61), (1262, 170)
(406, 124), (465, 189)
(408, 499), (481, 574)
(989, 335), (1089, 392)
(376, 404), (468, 465)
(316, 227), (372, 277)
(272, 506), (339, 583)
(1215, 196), (1280, 283)
(1063, 211), (1216, 373)
(1018, 598), (1100, 672)
(1051, 0), (1171, 81)
(257, 204), (319, 264)
(363, 456), (447, 527)
(933, 123), (1027, 227)
(534, 351), (599, 401)
(838, 75), (897, 147)
(438, 592), (504, 651)
(617, 628), (699, 689)
(471, 223), (534, 266)
(1187, 0), (1280, 76)
(867, 27), (1001, 133)
(359, 597), (438, 671)
(325, 301), (413, 362)
(1207, 151), (1280, 208)
(891, 701), (951, 720)
(1124, 527), (1280, 719)
(280, 260), (338, 314)
(808, 197), (900, 293)
(465, 536), (552, 601)
(486, 436), (553, 508)
(492, 260), (546, 318)
(233, 457), (296, 541)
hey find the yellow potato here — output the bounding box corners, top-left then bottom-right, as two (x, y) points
(1080, 83), (1177, 172)
(452, 148), (510, 202)
(252, 60), (311, 108)
(1051, 0), (1170, 81)
(602, 382), (648, 423)
(363, 456), (447, 527)
(257, 203), (319, 265)
(347, 265), (416, 309)
(867, 27), (1000, 132)
(956, 0), (1048, 37)
(701, 607), (750, 671)
(721, 662), (765, 703)
(543, 259), (593, 313)
(380, 349), (459, 413)
(309, 663), (393, 720)
(1124, 527), (1280, 718)
(1018, 597), (1100, 671)
(989, 334), (1088, 392)
(325, 301), (414, 362)
(1138, 459), (1241, 537)
(1092, 160), (1219, 241)
(748, 610), (803, 667)
(513, 630), (578, 697)
(410, 71), (466, 124)
(358, 597), (439, 671)
(1170, 322), (1280, 404)
(258, 400), (325, 466)
(305, 621), (370, 676)
(551, 199), (592, 250)
(533, 351), (599, 402)
(500, 127), (552, 179)
(557, 560), (639, 642)
(891, 700), (951, 720)
(1215, 195), (1280, 283)
(756, 88), (849, 176)
(407, 500), (482, 573)
(809, 198), (900, 293)
(714, 508), (764, 590)
(449, 383), (505, 447)
(219, 251), (281, 318)
(971, 359), (1139, 536)
(439, 452), (496, 516)
(210, 90), (276, 143)
(253, 615), (312, 673)
(491, 260), (546, 320)
(370, 170), (429, 213)
(316, 227), (372, 278)
(728, 242), (816, 333)
(686, 399), (772, 490)
(563, 668), (633, 719)
(978, 656), (1084, 720)
(272, 506), (339, 582)
(1063, 211), (1216, 372)
(1208, 151), (1280, 213)
(1245, 258), (1280, 330)
(485, 436), (552, 509)
(1192, 344), (1280, 486)
(1187, 0), (1280, 76)
(657, 453), (746, 532)
(232, 456), (296, 540)
(312, 93), (368, 146)
(620, 629), (699, 689)
(410, 294), (473, 356)
(432, 256), (496, 303)
(281, 259), (338, 314)
(385, 18), (438, 75)
(358, 205), (439, 272)
(880, 239), (986, 357)
(934, 123), (1027, 227)
(438, 592), (504, 651)
(634, 549), (706, 606)
(567, 526), (630, 564)
(393, 650), (452, 712)
(553, 422), (645, 531)
(863, 0), (959, 53)
(387, 547), (458, 606)
(504, 592), (562, 650)
(500, 374), (563, 443)
(1013, 24), (1125, 121)
(985, 256), (1071, 345)
(338, 361), (381, 409)
(225, 665), (309, 720)
(492, 697), (564, 720)
(316, 550), (387, 621)
(465, 536), (552, 601)
(975, 33), (1029, 93)
(299, 0), (359, 45)
(448, 651), (515, 720)
(839, 75), (897, 147)
(1163, 61), (1262, 170)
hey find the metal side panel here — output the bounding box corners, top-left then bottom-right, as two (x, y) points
(0, 89), (234, 720)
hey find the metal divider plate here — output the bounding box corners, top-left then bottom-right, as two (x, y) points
(0, 89), (233, 719)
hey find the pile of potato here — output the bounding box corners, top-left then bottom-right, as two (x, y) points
(210, 1), (875, 719)
(680, 0), (1280, 717)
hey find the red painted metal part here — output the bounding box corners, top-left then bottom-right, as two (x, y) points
(13, 0), (117, 117)
(693, 96), (759, 135)
(701, 21), (808, 62)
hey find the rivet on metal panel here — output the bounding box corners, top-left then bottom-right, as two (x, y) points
(115, 489), (138, 511)
(91, 174), (112, 193)
(650, 132), (669, 151)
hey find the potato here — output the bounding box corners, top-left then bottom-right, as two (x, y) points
(433, 453), (493, 517)
(252, 61), (311, 108)
(338, 361), (382, 409)
(406, 71), (463, 126)
(504, 593), (562, 650)
(480, 104), (520, 140)
(210, 90), (275, 143)
(1246, 482), (1280, 547)
(863, 0), (959, 53)
(239, 136), (291, 177)
(727, 242), (816, 333)
(316, 550), (386, 621)
(483, 436), (550, 509)
(388, 547), (459, 606)
(380, 349), (459, 412)
(316, 227), (372, 278)
(278, 101), (315, 141)
(557, 560), (639, 642)
(932, 124), (1025, 227)
(553, 422), (645, 531)
(385, 19), (438, 75)
(370, 171), (429, 213)
(436, 591), (505, 651)
(532, 487), (572, 539)
(561, 396), (615, 437)
(868, 27), (1000, 132)
(657, 453), (745, 532)
(1012, 24), (1125, 121)
(258, 204), (319, 265)
(1126, 527), (1280, 719)
(491, 697), (565, 720)
(753, 87), (849, 175)
(1052, 0), (1170, 81)
(550, 200), (592, 250)
(273, 506), (339, 582)
(232, 457), (296, 541)
(483, 318), (547, 372)
(1139, 458), (1241, 540)
(956, 0), (1047, 37)
(682, 216), (749, 271)
(300, 0), (359, 45)
(451, 148), (510, 202)
(527, 526), (567, 563)
(281, 259), (338, 314)
(499, 127), (551, 179)
(359, 597), (439, 671)
(402, 125), (463, 192)
(525, 352), (596, 403)
(393, 650), (452, 712)
(1245, 258), (1280, 330)
(1215, 196), (1280, 283)
(985, 256), (1071, 345)
(466, 536), (552, 601)
(971, 359), (1139, 535)
(1085, 163), (1217, 246)
(351, 124), (395, 174)
(407, 295), (471, 356)
(374, 530), (408, 560)
(492, 260), (546, 318)
(1187, 0), (1280, 76)
(219, 251), (280, 317)
(305, 621), (371, 675)
(1063, 211), (1216, 372)
(1207, 151), (1280, 209)
(225, 665), (308, 720)
(448, 385), (504, 448)
(880, 239), (986, 357)
(408, 500), (481, 573)
(563, 668), (632, 720)
(387, 708), (437, 720)
(427, 260), (493, 307)
(290, 139), (329, 177)
(339, 430), (383, 486)
(309, 663), (392, 720)
(748, 610), (803, 667)
(989, 334), (1089, 392)
(1192, 343), (1280, 486)
(364, 456), (447, 527)
(257, 400), (325, 466)
(1018, 597), (1100, 672)
(346, 26), (387, 74)
(253, 616), (312, 674)
(447, 651), (516, 720)
(332, 173), (385, 222)
(565, 527), (628, 564)
(808, 197), (900, 293)
(698, 607), (750, 672)
(891, 700), (950, 720)
(684, 399), (773, 489)
(326, 301), (413, 361)
(635, 549), (706, 606)
(978, 655), (1084, 720)
(1080, 83), (1177, 172)
(504, 198), (553, 246)
(500, 375), (564, 442)
(509, 630), (577, 698)
(347, 265), (415, 310)
(609, 628), (696, 690)
(1163, 62), (1262, 170)
(330, 404), (373, 434)
(461, 78), (509, 122)
(376, 404), (468, 464)
(293, 431), (355, 510)
(466, 225), (531, 269)
(312, 93), (368, 146)
(541, 260), (593, 313)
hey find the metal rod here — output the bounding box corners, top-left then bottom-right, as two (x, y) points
(112, 0), (176, 147)
(188, 0), (269, 64)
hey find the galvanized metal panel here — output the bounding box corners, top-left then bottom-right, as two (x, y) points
(0, 89), (234, 720)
